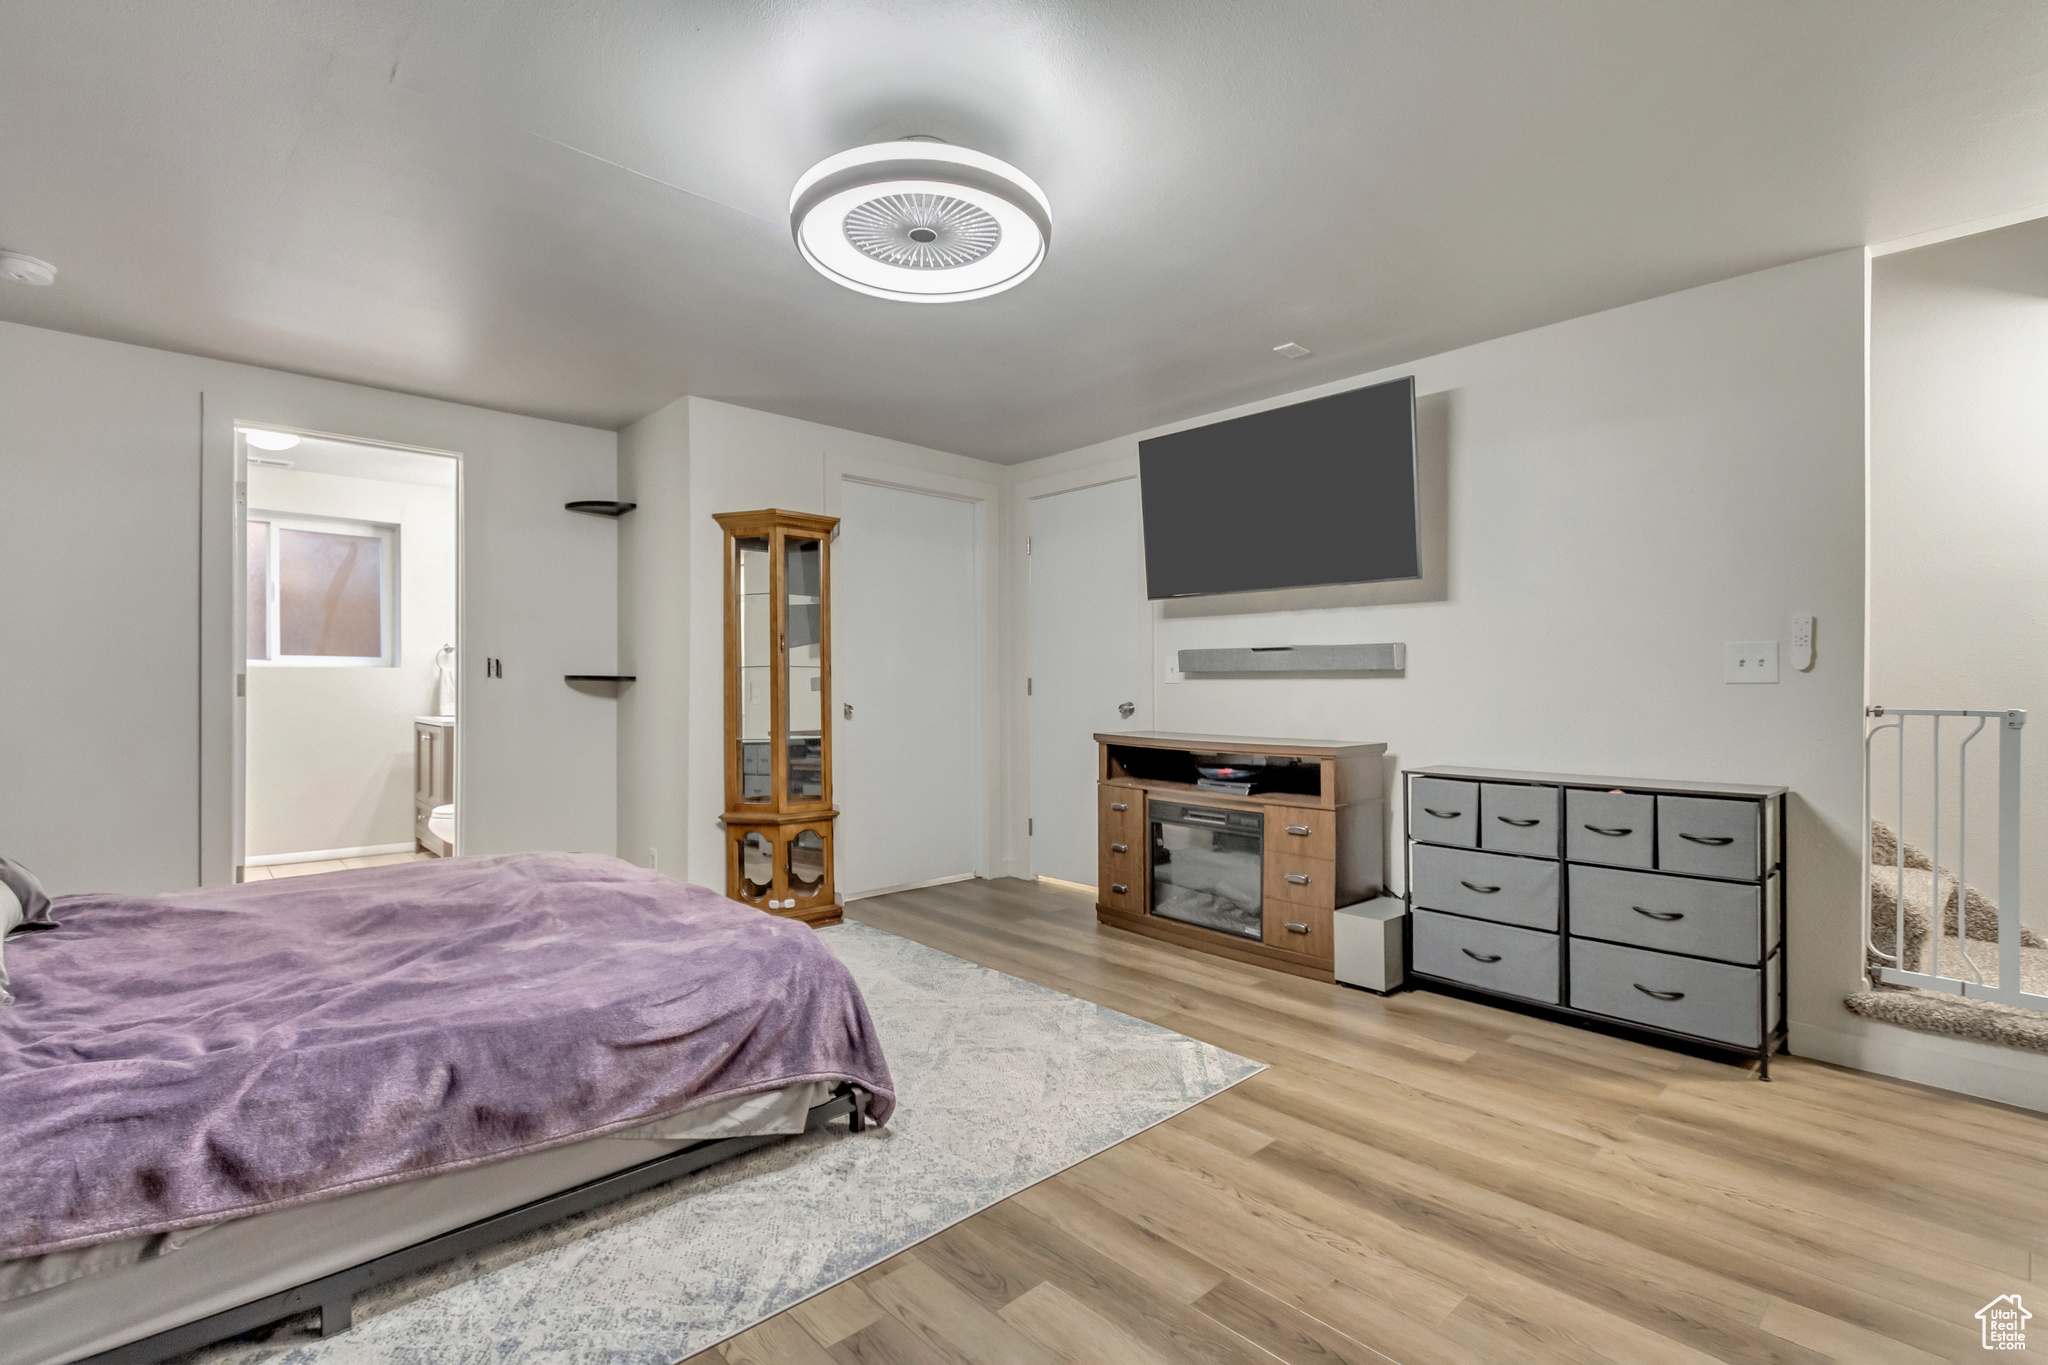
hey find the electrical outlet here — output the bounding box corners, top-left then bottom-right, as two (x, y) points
(1725, 640), (1780, 684)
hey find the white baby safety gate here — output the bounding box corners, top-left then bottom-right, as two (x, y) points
(1863, 706), (2041, 1008)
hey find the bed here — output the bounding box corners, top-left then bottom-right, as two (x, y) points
(0, 853), (895, 1365)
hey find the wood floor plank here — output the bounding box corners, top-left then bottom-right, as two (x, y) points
(998, 1281), (1184, 1365)
(721, 1312), (841, 1365)
(1190, 1273), (1399, 1365)
(789, 1279), (888, 1349)
(678, 876), (2048, 1365)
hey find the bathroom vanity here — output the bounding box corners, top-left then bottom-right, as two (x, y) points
(1093, 732), (1386, 981)
(413, 717), (454, 856)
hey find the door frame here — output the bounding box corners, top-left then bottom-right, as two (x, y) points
(227, 425), (464, 880)
(1006, 452), (1154, 882)
(823, 453), (1001, 892)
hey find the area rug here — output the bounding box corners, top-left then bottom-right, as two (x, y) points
(191, 919), (1261, 1364)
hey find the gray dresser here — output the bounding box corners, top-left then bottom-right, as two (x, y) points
(1403, 766), (1786, 1076)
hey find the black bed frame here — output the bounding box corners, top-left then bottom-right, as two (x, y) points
(82, 1086), (868, 1364)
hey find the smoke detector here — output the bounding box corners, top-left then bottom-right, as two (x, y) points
(0, 252), (56, 286)
(790, 141), (1050, 303)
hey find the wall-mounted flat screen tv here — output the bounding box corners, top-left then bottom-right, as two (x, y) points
(1137, 375), (1419, 599)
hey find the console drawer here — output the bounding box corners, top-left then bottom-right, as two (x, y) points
(1412, 909), (1559, 1004)
(1410, 844), (1558, 930)
(1568, 938), (1762, 1048)
(1266, 852), (1336, 909)
(1568, 864), (1761, 964)
(1410, 777), (1478, 847)
(1264, 903), (1333, 961)
(1269, 805), (1336, 861)
(1566, 789), (1654, 868)
(1480, 782), (1560, 858)
(1099, 785), (1142, 847)
(1657, 795), (1763, 880)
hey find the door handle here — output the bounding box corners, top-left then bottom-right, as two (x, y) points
(1678, 833), (1734, 846)
(1110, 802), (1128, 812)
(1583, 825), (1633, 837)
(1284, 921), (1310, 935)
(1109, 882), (1129, 895)
(1285, 872), (1311, 885)
(1632, 907), (1684, 921)
(1422, 808), (1463, 819)
(1496, 816), (1540, 827)
(1633, 984), (1685, 1001)
(1461, 949), (1502, 963)
(1285, 824), (1311, 836)
(1118, 701), (1135, 719)
(1109, 842), (1128, 854)
(1459, 880), (1501, 894)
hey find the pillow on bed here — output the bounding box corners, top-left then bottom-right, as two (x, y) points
(0, 857), (53, 1007)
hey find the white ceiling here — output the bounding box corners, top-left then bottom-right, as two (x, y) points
(4, 1), (2048, 463)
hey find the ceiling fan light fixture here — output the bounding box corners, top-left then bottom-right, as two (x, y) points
(790, 141), (1050, 303)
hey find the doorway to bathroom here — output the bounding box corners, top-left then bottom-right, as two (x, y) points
(232, 428), (461, 882)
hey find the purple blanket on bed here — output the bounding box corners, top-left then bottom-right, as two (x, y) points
(0, 853), (894, 1259)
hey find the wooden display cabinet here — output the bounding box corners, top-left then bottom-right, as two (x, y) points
(714, 509), (841, 926)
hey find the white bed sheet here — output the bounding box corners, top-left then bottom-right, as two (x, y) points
(0, 1080), (833, 1365)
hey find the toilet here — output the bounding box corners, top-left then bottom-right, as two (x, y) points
(428, 804), (454, 849)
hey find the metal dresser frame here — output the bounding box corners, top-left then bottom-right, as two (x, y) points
(81, 1085), (869, 1364)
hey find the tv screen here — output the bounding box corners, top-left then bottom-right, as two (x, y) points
(1137, 376), (1419, 599)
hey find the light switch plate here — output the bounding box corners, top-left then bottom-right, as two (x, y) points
(1163, 658), (1183, 685)
(1725, 640), (1780, 684)
(1790, 614), (1814, 671)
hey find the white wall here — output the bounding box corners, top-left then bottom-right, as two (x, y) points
(0, 319), (619, 894)
(244, 466), (456, 858)
(1870, 221), (2048, 930)
(617, 396), (1005, 892)
(1003, 251), (1931, 1091)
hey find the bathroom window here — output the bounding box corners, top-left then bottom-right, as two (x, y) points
(246, 514), (398, 667)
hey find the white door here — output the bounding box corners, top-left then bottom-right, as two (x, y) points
(1027, 478), (1151, 886)
(835, 479), (982, 896)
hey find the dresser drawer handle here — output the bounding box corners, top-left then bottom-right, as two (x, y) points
(1459, 880), (1501, 894)
(1109, 842), (1128, 854)
(1461, 948), (1502, 963)
(1496, 816), (1541, 827)
(1632, 906), (1684, 921)
(1109, 882), (1129, 895)
(1584, 824), (1633, 837)
(1678, 833), (1734, 846)
(1285, 824), (1312, 836)
(1633, 984), (1686, 1001)
(1284, 921), (1310, 935)
(1284, 872), (1312, 886)
(1422, 807), (1463, 819)
(1110, 802), (1128, 812)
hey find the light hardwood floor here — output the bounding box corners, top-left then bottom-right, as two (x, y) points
(241, 851), (434, 880)
(693, 875), (2048, 1365)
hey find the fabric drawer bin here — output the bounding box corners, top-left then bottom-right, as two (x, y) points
(1480, 783), (1559, 858)
(1412, 909), (1559, 1004)
(1411, 844), (1558, 930)
(1410, 777), (1478, 848)
(1568, 865), (1761, 964)
(1569, 939), (1762, 1048)
(1566, 789), (1654, 868)
(1656, 795), (1762, 880)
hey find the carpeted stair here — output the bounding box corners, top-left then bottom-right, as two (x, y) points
(1847, 822), (2048, 1052)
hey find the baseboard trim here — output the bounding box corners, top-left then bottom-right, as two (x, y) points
(843, 872), (978, 903)
(1034, 875), (1096, 896)
(246, 842), (416, 867)
(1793, 1016), (2048, 1114)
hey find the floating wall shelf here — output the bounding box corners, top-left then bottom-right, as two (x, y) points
(565, 501), (636, 517)
(564, 674), (636, 683)
(1178, 643), (1407, 674)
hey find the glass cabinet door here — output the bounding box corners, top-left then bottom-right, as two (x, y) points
(735, 534), (773, 804)
(782, 534), (825, 805)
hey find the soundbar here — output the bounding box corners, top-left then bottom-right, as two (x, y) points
(1177, 643), (1406, 674)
